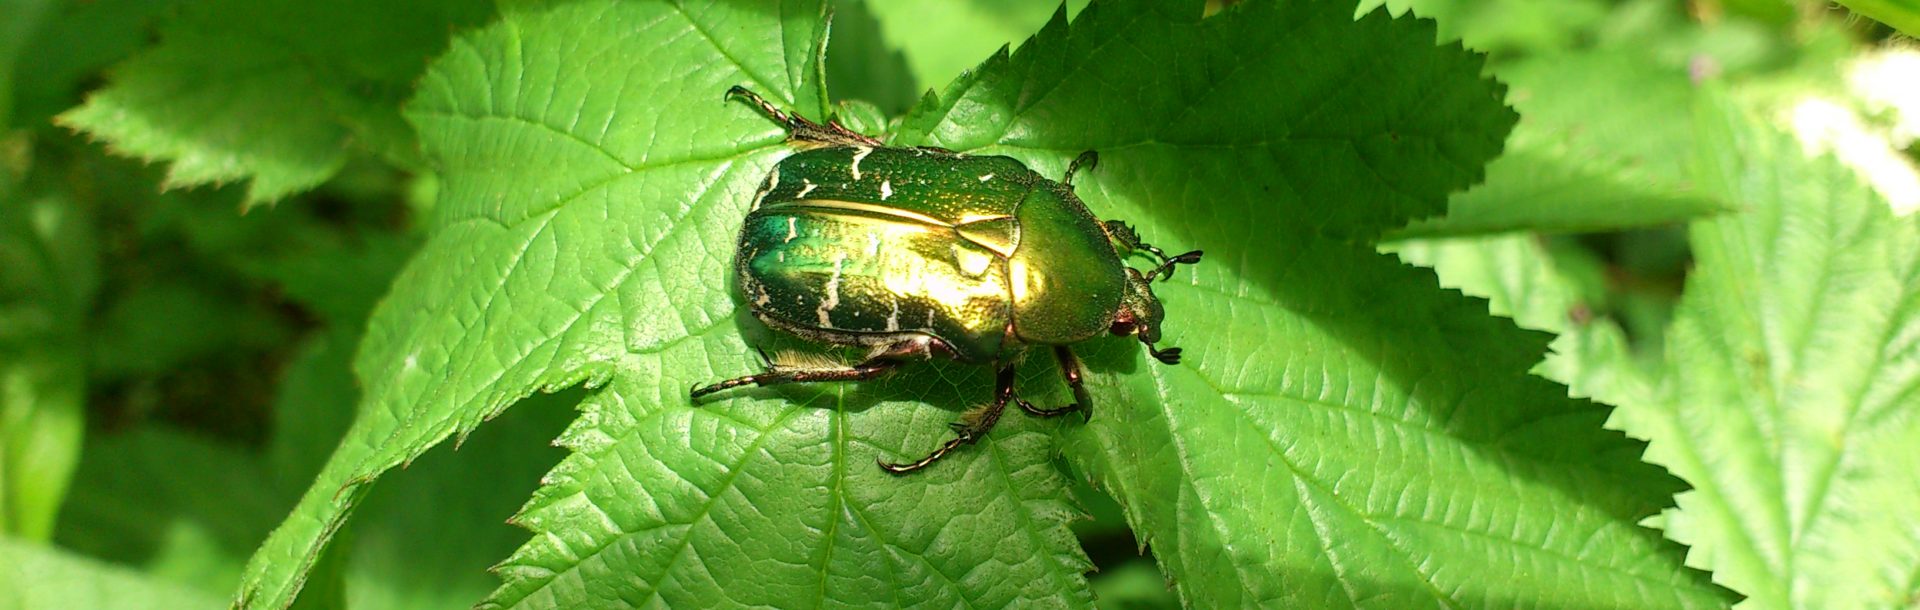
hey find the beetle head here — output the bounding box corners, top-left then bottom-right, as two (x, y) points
(1112, 268), (1182, 364)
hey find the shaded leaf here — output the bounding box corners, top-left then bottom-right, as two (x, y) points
(56, 0), (492, 206)
(865, 0), (1089, 91)
(824, 0), (917, 116)
(3, 0), (179, 129)
(1394, 51), (1729, 238)
(0, 193), (95, 540)
(0, 537), (223, 610)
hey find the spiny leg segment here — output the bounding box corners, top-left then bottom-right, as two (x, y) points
(689, 349), (898, 400)
(689, 337), (945, 400)
(726, 86), (884, 148)
(1018, 346), (1091, 422)
(879, 365), (1019, 474)
(1103, 219), (1203, 281)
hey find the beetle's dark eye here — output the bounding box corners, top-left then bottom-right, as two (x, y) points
(1109, 319), (1137, 336)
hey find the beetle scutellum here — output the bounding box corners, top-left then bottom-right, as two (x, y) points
(692, 87), (1201, 474)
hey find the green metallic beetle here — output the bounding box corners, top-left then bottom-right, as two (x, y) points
(692, 87), (1201, 474)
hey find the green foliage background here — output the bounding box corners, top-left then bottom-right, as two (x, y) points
(2, 0), (1918, 608)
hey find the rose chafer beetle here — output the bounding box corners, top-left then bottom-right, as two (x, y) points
(693, 87), (1201, 474)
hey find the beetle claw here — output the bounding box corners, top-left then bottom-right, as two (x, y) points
(1064, 150), (1099, 187)
(1017, 397), (1083, 419)
(1148, 346), (1182, 365)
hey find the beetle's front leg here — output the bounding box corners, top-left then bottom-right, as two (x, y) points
(725, 86), (883, 148)
(878, 364), (1019, 474)
(1102, 220), (1204, 281)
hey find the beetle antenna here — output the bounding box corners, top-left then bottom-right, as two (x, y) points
(1147, 250), (1204, 282)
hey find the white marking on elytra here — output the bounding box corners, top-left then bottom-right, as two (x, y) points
(754, 284), (771, 307)
(978, 173), (994, 182)
(817, 254), (845, 328)
(797, 179), (816, 198)
(880, 179), (893, 200)
(867, 231), (882, 256)
(755, 167), (782, 207)
(885, 297), (901, 332)
(925, 309), (935, 327)
(850, 147), (873, 180)
(785, 217), (798, 242)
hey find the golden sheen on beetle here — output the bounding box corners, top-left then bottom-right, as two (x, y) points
(692, 87), (1202, 474)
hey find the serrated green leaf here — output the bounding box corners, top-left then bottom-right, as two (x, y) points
(55, 0), (492, 207)
(0, 537), (223, 610)
(0, 193), (95, 541)
(4, 0), (178, 130)
(1394, 51), (1730, 238)
(900, 1), (1728, 607)
(235, 2), (1077, 608)
(899, 1), (1512, 240)
(1598, 97), (1920, 609)
(1385, 234), (1651, 406)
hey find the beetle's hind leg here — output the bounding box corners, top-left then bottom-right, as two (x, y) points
(1017, 346), (1093, 422)
(689, 336), (947, 400)
(688, 353), (898, 400)
(879, 365), (1021, 474)
(725, 86), (883, 148)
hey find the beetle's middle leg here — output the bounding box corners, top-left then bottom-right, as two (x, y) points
(878, 364), (1020, 474)
(1017, 346), (1092, 422)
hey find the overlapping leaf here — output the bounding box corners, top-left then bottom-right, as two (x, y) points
(899, 1), (1728, 607)
(1391, 49), (1728, 238)
(56, 0), (492, 206)
(1601, 99), (1920, 609)
(1398, 97), (1920, 609)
